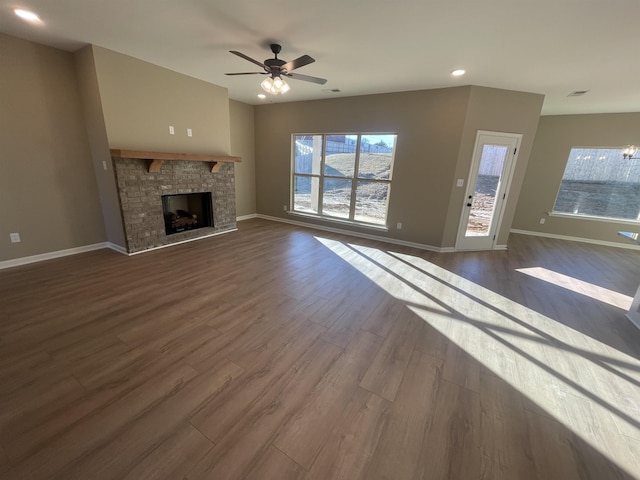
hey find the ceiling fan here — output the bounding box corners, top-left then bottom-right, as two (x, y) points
(225, 43), (327, 94)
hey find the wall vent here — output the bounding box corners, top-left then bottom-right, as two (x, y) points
(568, 90), (590, 97)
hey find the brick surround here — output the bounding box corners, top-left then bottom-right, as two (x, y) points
(112, 157), (236, 253)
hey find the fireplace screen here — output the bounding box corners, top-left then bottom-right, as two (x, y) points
(161, 192), (213, 235)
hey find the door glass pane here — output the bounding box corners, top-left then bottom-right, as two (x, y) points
(354, 181), (389, 225)
(324, 135), (357, 177)
(465, 145), (508, 237)
(294, 135), (323, 175)
(358, 135), (396, 180)
(294, 175), (319, 214)
(322, 178), (352, 218)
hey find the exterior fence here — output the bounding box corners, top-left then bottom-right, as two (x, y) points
(562, 148), (640, 183)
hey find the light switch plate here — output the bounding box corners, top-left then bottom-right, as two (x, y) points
(10, 232), (21, 243)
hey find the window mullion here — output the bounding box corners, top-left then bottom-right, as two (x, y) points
(348, 135), (361, 221)
(318, 135), (327, 216)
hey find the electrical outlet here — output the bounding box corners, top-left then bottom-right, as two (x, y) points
(539, 218), (546, 224)
(10, 232), (21, 243)
(397, 222), (402, 229)
(102, 160), (108, 171)
(169, 125), (175, 135)
(456, 179), (465, 187)
(283, 205), (288, 211)
(187, 128), (193, 137)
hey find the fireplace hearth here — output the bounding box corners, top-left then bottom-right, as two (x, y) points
(162, 192), (213, 235)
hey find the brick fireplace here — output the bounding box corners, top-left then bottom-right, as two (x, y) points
(112, 153), (237, 253)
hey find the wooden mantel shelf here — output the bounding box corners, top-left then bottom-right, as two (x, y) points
(110, 149), (241, 173)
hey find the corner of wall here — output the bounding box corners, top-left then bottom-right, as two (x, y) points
(229, 100), (257, 217)
(440, 86), (544, 248)
(74, 45), (127, 248)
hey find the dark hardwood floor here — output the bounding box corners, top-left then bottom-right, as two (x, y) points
(1, 218), (639, 479)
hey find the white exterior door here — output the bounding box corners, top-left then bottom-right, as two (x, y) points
(456, 131), (521, 251)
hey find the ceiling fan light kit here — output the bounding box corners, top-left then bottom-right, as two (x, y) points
(226, 43), (327, 95)
(261, 75), (290, 95)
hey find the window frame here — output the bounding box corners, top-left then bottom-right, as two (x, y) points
(291, 133), (395, 227)
(550, 145), (640, 224)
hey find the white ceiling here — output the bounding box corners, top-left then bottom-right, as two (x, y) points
(2, 0), (639, 115)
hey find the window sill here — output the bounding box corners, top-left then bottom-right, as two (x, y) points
(287, 211), (389, 232)
(548, 212), (640, 226)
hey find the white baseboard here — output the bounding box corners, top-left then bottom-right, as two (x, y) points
(237, 214), (258, 221)
(0, 228), (241, 267)
(256, 214), (452, 253)
(0, 242), (109, 270)
(510, 229), (640, 250)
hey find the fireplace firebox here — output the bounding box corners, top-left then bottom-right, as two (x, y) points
(162, 192), (213, 235)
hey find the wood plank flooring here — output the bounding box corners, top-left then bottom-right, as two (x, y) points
(1, 218), (639, 479)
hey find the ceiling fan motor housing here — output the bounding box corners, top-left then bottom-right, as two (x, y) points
(265, 58), (286, 72)
(266, 44), (287, 75)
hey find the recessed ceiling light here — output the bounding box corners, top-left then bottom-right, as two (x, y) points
(451, 69), (466, 77)
(257, 94), (266, 99)
(14, 8), (41, 22)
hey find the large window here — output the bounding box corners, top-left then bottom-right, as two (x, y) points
(292, 134), (396, 226)
(552, 147), (640, 222)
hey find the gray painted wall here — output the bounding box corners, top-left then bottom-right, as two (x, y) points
(513, 113), (640, 246)
(254, 86), (543, 249)
(230, 100), (256, 217)
(0, 34), (106, 261)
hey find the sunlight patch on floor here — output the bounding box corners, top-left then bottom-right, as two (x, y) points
(314, 236), (640, 475)
(516, 266), (633, 310)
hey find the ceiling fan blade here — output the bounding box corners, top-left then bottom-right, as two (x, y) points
(229, 51), (268, 70)
(281, 55), (315, 73)
(284, 72), (327, 85)
(225, 72), (268, 76)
